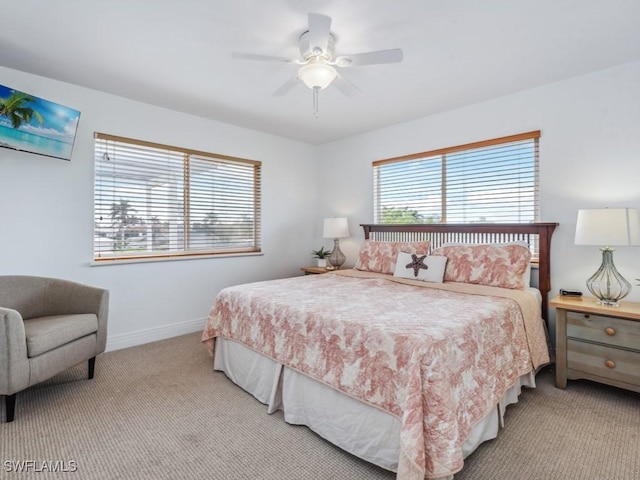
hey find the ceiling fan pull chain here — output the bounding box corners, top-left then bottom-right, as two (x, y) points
(313, 86), (320, 118)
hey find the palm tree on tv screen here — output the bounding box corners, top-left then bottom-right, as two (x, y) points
(0, 90), (44, 129)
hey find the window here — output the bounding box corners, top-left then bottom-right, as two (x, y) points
(373, 131), (540, 224)
(94, 133), (261, 262)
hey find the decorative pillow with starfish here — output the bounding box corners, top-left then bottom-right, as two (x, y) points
(393, 252), (448, 283)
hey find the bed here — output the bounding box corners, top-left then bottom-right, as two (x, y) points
(202, 222), (558, 480)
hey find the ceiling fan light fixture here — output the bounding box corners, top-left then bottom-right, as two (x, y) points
(298, 61), (337, 90)
(231, 12), (403, 116)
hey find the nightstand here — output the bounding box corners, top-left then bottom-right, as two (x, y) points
(300, 266), (330, 275)
(550, 295), (640, 393)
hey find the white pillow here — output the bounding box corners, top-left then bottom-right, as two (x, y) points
(393, 252), (448, 283)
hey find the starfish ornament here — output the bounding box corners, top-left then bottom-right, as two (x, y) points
(405, 254), (429, 277)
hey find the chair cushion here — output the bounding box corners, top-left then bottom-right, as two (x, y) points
(23, 314), (99, 358)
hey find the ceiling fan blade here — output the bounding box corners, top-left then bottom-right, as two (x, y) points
(232, 52), (294, 63)
(307, 13), (332, 55)
(333, 73), (362, 98)
(335, 48), (403, 67)
(272, 76), (300, 97)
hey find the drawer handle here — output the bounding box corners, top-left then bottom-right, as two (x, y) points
(605, 360), (616, 369)
(604, 327), (616, 336)
(584, 314), (590, 319)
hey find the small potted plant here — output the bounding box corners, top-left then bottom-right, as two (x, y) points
(311, 247), (331, 268)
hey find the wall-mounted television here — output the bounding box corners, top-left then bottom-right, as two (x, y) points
(0, 84), (81, 161)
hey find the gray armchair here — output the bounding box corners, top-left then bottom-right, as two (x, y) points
(0, 275), (109, 422)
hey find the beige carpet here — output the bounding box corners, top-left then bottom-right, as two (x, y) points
(1, 332), (638, 479)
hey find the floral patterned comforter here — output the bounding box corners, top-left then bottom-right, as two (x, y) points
(202, 270), (549, 479)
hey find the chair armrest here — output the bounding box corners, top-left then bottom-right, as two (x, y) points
(0, 307), (30, 395)
(45, 280), (108, 318)
(45, 280), (109, 353)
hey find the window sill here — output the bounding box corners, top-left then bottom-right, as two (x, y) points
(90, 250), (263, 267)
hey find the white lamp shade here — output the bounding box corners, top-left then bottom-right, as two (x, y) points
(575, 208), (640, 246)
(298, 61), (337, 90)
(323, 217), (349, 239)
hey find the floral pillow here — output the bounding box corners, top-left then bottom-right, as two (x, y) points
(442, 241), (532, 287)
(431, 243), (531, 290)
(354, 240), (431, 275)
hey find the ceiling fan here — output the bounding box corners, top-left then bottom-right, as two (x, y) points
(232, 13), (403, 117)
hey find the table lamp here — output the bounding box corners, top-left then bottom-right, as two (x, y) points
(574, 207), (640, 306)
(323, 217), (349, 270)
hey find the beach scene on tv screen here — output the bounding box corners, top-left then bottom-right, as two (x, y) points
(0, 84), (80, 161)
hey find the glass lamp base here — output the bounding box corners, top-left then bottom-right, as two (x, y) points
(327, 238), (346, 270)
(586, 248), (631, 307)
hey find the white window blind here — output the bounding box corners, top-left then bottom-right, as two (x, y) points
(373, 131), (540, 224)
(94, 133), (261, 262)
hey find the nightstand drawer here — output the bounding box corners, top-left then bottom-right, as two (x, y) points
(567, 339), (640, 386)
(566, 311), (640, 350)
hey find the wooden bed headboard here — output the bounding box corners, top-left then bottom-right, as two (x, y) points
(361, 223), (558, 319)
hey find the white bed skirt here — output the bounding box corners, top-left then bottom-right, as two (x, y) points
(213, 337), (536, 478)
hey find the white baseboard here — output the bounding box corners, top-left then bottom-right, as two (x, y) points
(105, 317), (207, 352)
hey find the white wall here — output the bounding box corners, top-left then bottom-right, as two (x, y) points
(0, 66), (318, 350)
(316, 60), (640, 338)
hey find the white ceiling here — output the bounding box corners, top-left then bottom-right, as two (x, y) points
(2, 0), (639, 145)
